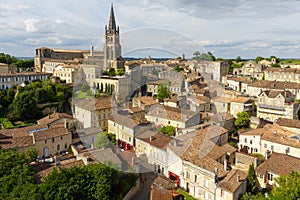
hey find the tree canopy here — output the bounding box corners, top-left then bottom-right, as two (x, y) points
(157, 84), (170, 100)
(235, 111), (250, 129)
(0, 148), (137, 200)
(270, 171), (300, 199)
(95, 131), (116, 149)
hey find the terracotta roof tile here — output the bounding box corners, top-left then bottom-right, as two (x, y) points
(219, 169), (247, 193)
(256, 153), (300, 175)
(276, 118), (300, 129)
(231, 97), (251, 104)
(137, 131), (173, 149)
(33, 127), (70, 141)
(74, 97), (114, 111)
(37, 112), (73, 125)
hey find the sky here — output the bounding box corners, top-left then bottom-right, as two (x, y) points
(0, 0), (300, 59)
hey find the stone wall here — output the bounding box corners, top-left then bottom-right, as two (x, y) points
(123, 178), (140, 200)
(235, 152), (259, 169)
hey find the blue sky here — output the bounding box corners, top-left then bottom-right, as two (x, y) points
(0, 0), (300, 59)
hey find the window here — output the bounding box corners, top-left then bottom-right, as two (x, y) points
(129, 137), (132, 142)
(268, 173), (273, 181)
(45, 140), (47, 144)
(244, 138), (247, 143)
(92, 137), (95, 143)
(271, 145), (274, 151)
(250, 140), (252, 144)
(122, 126), (124, 130)
(264, 143), (267, 148)
(61, 136), (63, 140)
(168, 121), (170, 124)
(186, 171), (190, 179)
(194, 175), (198, 183)
(57, 144), (60, 151)
(204, 179), (208, 188)
(122, 134), (124, 139)
(65, 143), (68, 149)
(156, 118), (158, 122)
(221, 189), (226, 198)
(52, 138), (55, 143)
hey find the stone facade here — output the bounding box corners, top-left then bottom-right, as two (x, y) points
(0, 72), (51, 89)
(257, 90), (299, 122)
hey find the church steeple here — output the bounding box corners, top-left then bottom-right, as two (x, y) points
(104, 3), (121, 69)
(107, 3), (118, 33)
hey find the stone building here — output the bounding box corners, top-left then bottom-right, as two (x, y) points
(0, 72), (51, 89)
(189, 60), (229, 82)
(0, 124), (72, 157)
(72, 97), (116, 130)
(257, 90), (299, 122)
(264, 67), (300, 83)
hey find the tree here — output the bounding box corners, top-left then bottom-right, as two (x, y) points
(25, 147), (38, 162)
(208, 51), (216, 61)
(109, 68), (116, 77)
(270, 171), (300, 199)
(9, 91), (40, 121)
(95, 131), (115, 149)
(193, 51), (200, 58)
(247, 163), (258, 194)
(255, 56), (264, 63)
(174, 66), (184, 72)
(272, 63), (281, 68)
(157, 84), (170, 100)
(0, 149), (39, 199)
(116, 68), (124, 76)
(235, 111), (250, 129)
(236, 56), (242, 62)
(159, 125), (176, 136)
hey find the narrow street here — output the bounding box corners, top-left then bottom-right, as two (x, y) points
(131, 172), (157, 200)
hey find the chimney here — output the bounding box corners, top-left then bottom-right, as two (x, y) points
(265, 151), (268, 160)
(224, 159), (227, 171)
(237, 174), (240, 182)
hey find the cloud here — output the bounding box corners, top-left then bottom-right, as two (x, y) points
(0, 4), (30, 17)
(24, 18), (70, 34)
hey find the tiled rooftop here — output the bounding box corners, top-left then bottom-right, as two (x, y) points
(256, 153), (300, 175)
(218, 169), (247, 193)
(74, 96), (114, 111)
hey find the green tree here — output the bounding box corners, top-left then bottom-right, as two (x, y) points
(95, 131), (115, 149)
(9, 91), (40, 121)
(159, 125), (176, 136)
(25, 147), (38, 162)
(174, 66), (184, 72)
(116, 68), (124, 76)
(236, 56), (242, 62)
(208, 51), (216, 61)
(157, 84), (170, 100)
(109, 68), (116, 77)
(272, 63), (281, 68)
(235, 111), (250, 129)
(247, 163), (258, 194)
(193, 51), (201, 58)
(255, 56), (264, 63)
(270, 171), (300, 200)
(0, 149), (38, 199)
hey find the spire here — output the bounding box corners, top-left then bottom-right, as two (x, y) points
(108, 3), (117, 32)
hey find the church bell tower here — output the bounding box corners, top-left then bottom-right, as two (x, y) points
(104, 4), (122, 69)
